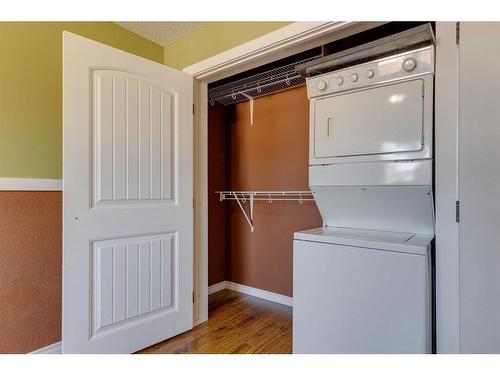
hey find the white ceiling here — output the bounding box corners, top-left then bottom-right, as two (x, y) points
(115, 22), (207, 47)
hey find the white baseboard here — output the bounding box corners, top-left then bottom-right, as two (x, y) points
(208, 280), (293, 307)
(0, 178), (62, 191)
(30, 341), (62, 354)
(208, 281), (227, 295)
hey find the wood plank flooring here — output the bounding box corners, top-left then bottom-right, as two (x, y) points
(138, 289), (292, 354)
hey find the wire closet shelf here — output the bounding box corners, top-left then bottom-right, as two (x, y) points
(208, 55), (322, 106)
(217, 191), (315, 232)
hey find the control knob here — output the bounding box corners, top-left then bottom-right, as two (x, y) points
(316, 79), (328, 91)
(402, 57), (417, 72)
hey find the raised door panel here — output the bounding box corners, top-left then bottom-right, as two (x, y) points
(92, 69), (175, 206)
(92, 233), (176, 337)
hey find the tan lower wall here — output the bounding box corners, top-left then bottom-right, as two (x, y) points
(0, 191), (61, 353)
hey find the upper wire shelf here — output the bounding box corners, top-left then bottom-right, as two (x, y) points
(208, 55), (322, 106)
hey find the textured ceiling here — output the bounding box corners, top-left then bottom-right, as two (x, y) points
(115, 22), (206, 47)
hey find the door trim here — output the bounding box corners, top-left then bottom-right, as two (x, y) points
(184, 22), (384, 83)
(434, 22), (460, 353)
(184, 21), (386, 325)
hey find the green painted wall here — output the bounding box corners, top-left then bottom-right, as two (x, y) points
(0, 22), (164, 179)
(163, 22), (291, 69)
(0, 22), (289, 179)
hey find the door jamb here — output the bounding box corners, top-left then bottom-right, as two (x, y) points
(184, 21), (386, 325)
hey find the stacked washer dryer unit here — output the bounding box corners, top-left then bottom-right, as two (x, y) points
(293, 45), (435, 353)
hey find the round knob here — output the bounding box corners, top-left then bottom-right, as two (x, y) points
(366, 69), (375, 79)
(351, 73), (359, 82)
(336, 76), (344, 85)
(316, 79), (328, 91)
(402, 57), (417, 72)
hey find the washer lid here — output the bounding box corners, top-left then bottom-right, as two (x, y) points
(294, 226), (433, 256)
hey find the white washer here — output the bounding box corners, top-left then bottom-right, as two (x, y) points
(293, 227), (432, 354)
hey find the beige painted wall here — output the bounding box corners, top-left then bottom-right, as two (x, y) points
(163, 21), (291, 69)
(0, 22), (164, 179)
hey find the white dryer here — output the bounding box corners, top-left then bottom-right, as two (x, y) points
(293, 45), (435, 353)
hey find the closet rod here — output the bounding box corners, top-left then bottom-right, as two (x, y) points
(209, 75), (303, 103)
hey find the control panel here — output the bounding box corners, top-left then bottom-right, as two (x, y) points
(307, 46), (435, 99)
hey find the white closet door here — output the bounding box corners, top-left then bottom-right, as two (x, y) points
(459, 22), (500, 353)
(63, 32), (193, 353)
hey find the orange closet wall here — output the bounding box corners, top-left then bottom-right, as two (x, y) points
(208, 103), (230, 286)
(208, 85), (322, 297)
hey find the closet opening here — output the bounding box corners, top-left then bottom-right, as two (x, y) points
(200, 21), (435, 353)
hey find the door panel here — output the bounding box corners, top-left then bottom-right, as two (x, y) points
(91, 233), (176, 336)
(63, 31), (193, 353)
(92, 69), (175, 205)
(314, 79), (424, 158)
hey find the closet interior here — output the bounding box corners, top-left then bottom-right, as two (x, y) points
(206, 21), (429, 300)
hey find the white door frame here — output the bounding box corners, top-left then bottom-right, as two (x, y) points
(434, 22), (460, 353)
(182, 21), (386, 324)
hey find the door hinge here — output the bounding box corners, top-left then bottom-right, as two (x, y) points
(456, 200), (460, 223)
(456, 22), (460, 45)
(193, 103), (195, 115)
(192, 291), (195, 303)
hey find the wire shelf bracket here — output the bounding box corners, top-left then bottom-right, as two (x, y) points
(217, 191), (315, 232)
(239, 92), (254, 125)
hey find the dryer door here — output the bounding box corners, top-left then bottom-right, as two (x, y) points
(313, 78), (424, 159)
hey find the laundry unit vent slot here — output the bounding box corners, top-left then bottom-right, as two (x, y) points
(208, 55), (321, 106)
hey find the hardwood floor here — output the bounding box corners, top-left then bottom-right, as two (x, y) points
(138, 289), (292, 354)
